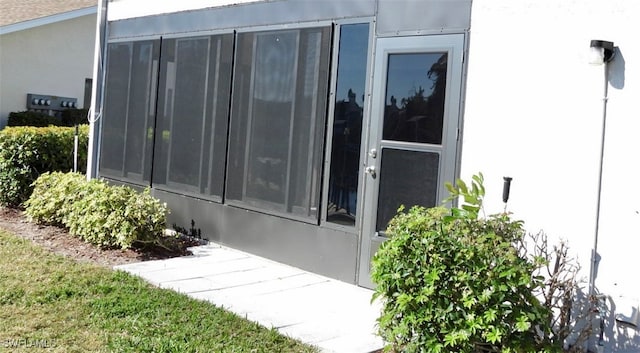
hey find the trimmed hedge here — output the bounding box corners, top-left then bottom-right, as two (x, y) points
(25, 172), (168, 249)
(0, 125), (89, 207)
(60, 109), (89, 126)
(7, 109), (88, 127)
(7, 111), (59, 127)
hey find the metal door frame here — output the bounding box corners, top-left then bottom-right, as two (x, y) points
(357, 34), (465, 288)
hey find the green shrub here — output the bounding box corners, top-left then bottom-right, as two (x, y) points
(60, 108), (89, 126)
(26, 172), (168, 250)
(7, 110), (88, 127)
(0, 125), (89, 207)
(371, 174), (557, 353)
(7, 111), (61, 127)
(23, 172), (86, 226)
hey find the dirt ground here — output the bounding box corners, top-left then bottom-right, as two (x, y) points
(0, 206), (201, 267)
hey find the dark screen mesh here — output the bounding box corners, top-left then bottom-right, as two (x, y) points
(100, 40), (159, 184)
(227, 27), (331, 220)
(376, 148), (440, 233)
(151, 34), (234, 200)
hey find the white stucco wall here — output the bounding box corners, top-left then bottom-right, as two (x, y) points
(464, 0), (639, 350)
(0, 14), (96, 128)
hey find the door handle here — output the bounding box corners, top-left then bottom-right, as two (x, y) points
(365, 166), (376, 178)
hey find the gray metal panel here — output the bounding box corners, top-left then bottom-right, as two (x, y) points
(101, 176), (147, 192)
(153, 189), (359, 284)
(375, 0), (472, 35)
(108, 0), (375, 39)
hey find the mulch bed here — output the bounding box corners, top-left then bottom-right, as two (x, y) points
(0, 206), (202, 268)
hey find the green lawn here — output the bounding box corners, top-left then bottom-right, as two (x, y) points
(0, 230), (318, 353)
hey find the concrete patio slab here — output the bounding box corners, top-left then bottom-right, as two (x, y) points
(114, 243), (384, 353)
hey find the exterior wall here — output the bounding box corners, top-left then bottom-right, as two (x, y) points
(464, 0), (640, 350)
(0, 14), (96, 128)
(91, 0), (639, 348)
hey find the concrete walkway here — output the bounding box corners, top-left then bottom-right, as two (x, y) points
(114, 243), (384, 353)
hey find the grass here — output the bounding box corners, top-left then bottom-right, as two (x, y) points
(0, 230), (318, 353)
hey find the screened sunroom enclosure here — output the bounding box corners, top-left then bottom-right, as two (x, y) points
(91, 0), (471, 286)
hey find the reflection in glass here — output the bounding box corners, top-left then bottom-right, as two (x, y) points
(100, 40), (159, 184)
(152, 34), (233, 200)
(246, 31), (297, 206)
(227, 27), (331, 220)
(376, 148), (439, 233)
(326, 23), (369, 226)
(382, 53), (448, 144)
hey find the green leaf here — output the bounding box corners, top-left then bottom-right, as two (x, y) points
(445, 182), (456, 194)
(457, 179), (469, 194)
(515, 314), (531, 332)
(461, 204), (480, 213)
(483, 309), (497, 323)
(485, 327), (503, 344)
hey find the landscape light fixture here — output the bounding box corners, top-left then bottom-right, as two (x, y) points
(588, 38), (616, 299)
(589, 40), (615, 65)
(588, 38), (617, 352)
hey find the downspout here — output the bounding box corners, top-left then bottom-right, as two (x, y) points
(86, 0), (108, 180)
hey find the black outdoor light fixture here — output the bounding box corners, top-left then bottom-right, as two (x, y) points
(589, 40), (615, 65)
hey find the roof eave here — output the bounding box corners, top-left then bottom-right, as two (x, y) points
(0, 6), (97, 35)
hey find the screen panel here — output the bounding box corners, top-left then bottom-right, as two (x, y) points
(227, 26), (331, 221)
(100, 40), (160, 184)
(375, 148), (440, 233)
(152, 34), (234, 200)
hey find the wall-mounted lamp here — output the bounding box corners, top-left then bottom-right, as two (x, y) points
(589, 40), (615, 65)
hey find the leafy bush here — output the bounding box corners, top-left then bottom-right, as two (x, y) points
(60, 108), (89, 126)
(22, 172), (85, 226)
(7, 110), (88, 127)
(371, 174), (558, 353)
(25, 172), (168, 249)
(0, 125), (89, 207)
(7, 111), (61, 127)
